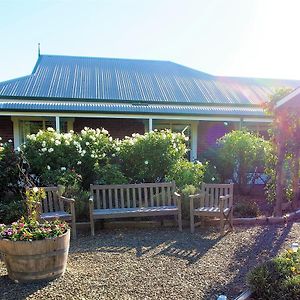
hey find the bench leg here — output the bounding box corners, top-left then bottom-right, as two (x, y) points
(71, 218), (77, 240)
(231, 209), (234, 231)
(90, 218), (95, 236)
(190, 213), (195, 233)
(220, 214), (225, 236)
(178, 212), (182, 232)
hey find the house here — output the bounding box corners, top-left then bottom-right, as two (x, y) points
(0, 54), (299, 160)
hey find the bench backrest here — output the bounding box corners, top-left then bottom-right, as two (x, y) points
(90, 182), (176, 209)
(200, 183), (234, 209)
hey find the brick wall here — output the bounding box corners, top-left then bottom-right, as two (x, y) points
(0, 116), (13, 142)
(197, 121), (235, 156)
(73, 118), (145, 138)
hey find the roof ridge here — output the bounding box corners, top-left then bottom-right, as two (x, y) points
(39, 53), (172, 64)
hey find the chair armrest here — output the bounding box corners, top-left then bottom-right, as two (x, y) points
(60, 195), (75, 204)
(219, 194), (231, 211)
(189, 192), (205, 201)
(174, 192), (182, 209)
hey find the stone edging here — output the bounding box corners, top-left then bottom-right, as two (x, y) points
(233, 209), (300, 225)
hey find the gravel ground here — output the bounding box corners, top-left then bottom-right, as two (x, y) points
(1, 222), (300, 300)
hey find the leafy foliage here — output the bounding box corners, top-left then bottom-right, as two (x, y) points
(234, 201), (260, 217)
(247, 248), (300, 300)
(217, 130), (271, 193)
(118, 130), (188, 182)
(166, 160), (206, 189)
(0, 139), (21, 195)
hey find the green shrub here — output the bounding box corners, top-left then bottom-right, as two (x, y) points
(180, 185), (198, 220)
(217, 130), (271, 194)
(22, 127), (120, 189)
(166, 160), (206, 189)
(63, 185), (90, 222)
(93, 164), (128, 185)
(118, 130), (187, 183)
(247, 249), (300, 299)
(0, 194), (25, 224)
(0, 140), (21, 195)
(234, 201), (260, 218)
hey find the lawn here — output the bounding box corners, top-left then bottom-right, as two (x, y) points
(1, 223), (299, 300)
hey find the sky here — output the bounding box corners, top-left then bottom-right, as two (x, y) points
(0, 0), (300, 82)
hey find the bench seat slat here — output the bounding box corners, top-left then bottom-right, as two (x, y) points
(92, 206), (178, 219)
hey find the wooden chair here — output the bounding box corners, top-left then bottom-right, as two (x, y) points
(28, 186), (77, 239)
(189, 183), (234, 235)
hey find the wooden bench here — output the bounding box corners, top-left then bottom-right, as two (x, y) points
(190, 183), (234, 235)
(29, 186), (77, 239)
(89, 182), (182, 235)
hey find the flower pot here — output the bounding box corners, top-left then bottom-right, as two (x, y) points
(0, 229), (70, 282)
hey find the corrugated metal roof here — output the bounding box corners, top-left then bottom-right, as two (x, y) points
(0, 100), (265, 116)
(0, 54), (299, 105)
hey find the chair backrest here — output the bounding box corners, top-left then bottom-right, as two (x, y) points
(90, 182), (176, 210)
(201, 183), (234, 209)
(32, 186), (64, 213)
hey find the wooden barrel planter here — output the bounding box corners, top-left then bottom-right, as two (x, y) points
(0, 229), (70, 282)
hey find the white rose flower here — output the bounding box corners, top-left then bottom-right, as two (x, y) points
(0, 137), (2, 141)
(77, 161), (82, 165)
(8, 139), (12, 143)
(47, 165), (51, 170)
(47, 127), (55, 132)
(86, 142), (90, 146)
(41, 148), (47, 152)
(61, 167), (66, 171)
(211, 177), (215, 181)
(102, 129), (108, 135)
(109, 137), (113, 142)
(48, 148), (54, 153)
(42, 141), (46, 147)
(33, 187), (39, 193)
(55, 140), (61, 146)
(112, 153), (116, 157)
(16, 147), (21, 152)
(144, 160), (149, 165)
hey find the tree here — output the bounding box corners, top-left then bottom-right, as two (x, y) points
(264, 88), (300, 216)
(217, 130), (270, 194)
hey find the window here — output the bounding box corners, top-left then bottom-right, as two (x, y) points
(12, 117), (73, 147)
(19, 120), (55, 144)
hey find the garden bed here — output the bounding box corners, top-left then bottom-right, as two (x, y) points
(1, 223), (300, 299)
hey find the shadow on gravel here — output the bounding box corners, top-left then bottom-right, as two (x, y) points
(69, 228), (224, 264)
(0, 275), (56, 300)
(156, 234), (223, 264)
(207, 223), (293, 299)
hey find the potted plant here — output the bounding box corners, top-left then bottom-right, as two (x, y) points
(0, 187), (70, 282)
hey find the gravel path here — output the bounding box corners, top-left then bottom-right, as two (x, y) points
(1, 223), (300, 300)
